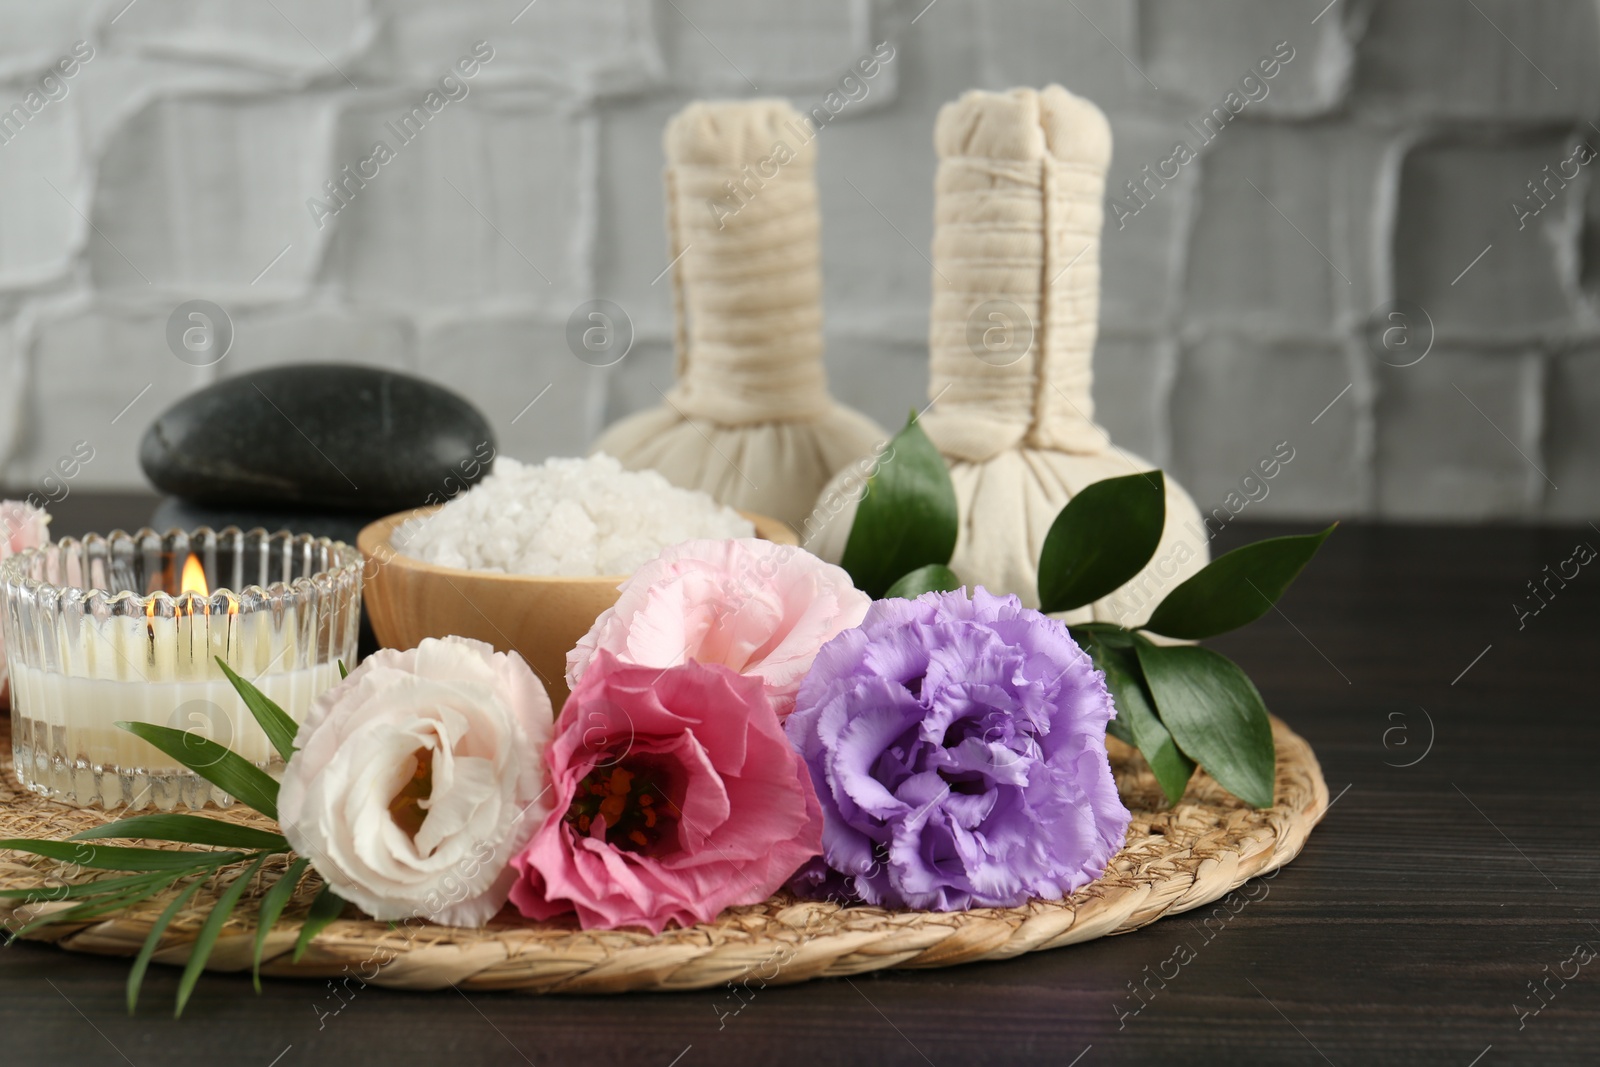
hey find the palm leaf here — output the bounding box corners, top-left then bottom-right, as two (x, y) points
(252, 857), (311, 992)
(292, 882), (346, 963)
(71, 814), (287, 852)
(213, 657), (299, 762)
(0, 839), (251, 872)
(117, 722), (279, 818)
(0, 869), (180, 901)
(174, 853), (270, 1017)
(127, 877), (208, 1015)
(10, 874), (183, 939)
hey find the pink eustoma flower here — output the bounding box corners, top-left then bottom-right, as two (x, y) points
(511, 650), (823, 933)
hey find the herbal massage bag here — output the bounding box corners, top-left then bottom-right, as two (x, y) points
(590, 99), (885, 531)
(809, 86), (1208, 622)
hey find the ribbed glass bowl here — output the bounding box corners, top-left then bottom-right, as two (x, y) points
(0, 527), (362, 810)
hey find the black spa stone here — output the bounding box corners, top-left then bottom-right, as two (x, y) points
(147, 497), (377, 551)
(140, 364), (496, 514)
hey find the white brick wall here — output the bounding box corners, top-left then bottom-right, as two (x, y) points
(0, 0), (1595, 520)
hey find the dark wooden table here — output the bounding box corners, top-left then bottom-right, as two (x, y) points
(3, 494), (1596, 1066)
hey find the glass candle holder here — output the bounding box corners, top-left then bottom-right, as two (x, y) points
(0, 527), (362, 810)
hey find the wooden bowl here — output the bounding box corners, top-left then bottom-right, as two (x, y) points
(357, 507), (798, 708)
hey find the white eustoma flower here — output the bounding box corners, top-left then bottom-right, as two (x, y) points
(278, 636), (554, 927)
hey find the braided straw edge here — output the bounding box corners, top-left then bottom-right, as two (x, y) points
(0, 716), (1326, 995)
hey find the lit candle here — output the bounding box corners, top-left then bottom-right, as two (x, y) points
(1, 529), (362, 810)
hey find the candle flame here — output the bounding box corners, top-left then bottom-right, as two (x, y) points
(180, 554), (209, 597)
(145, 554), (232, 622)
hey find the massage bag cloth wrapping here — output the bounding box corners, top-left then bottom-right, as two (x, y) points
(589, 99), (886, 531)
(807, 86), (1208, 622)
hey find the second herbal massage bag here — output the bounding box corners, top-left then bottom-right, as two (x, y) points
(808, 86), (1208, 622)
(589, 99), (885, 531)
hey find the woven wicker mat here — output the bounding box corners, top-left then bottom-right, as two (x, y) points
(0, 715), (1326, 994)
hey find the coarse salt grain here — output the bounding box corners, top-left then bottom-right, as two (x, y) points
(394, 454), (755, 576)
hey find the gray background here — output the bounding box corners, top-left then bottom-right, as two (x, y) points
(0, 0), (1592, 521)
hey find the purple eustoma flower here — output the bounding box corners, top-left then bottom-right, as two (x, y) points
(785, 588), (1130, 911)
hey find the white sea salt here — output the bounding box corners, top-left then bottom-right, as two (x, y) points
(395, 454), (754, 576)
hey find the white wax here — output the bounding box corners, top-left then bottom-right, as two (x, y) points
(9, 662), (342, 772)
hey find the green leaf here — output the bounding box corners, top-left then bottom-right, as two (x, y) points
(1142, 524), (1337, 640)
(1134, 639), (1275, 809)
(72, 814), (288, 852)
(0, 839), (250, 872)
(128, 877), (208, 1015)
(292, 882), (346, 963)
(1071, 627), (1132, 744)
(175, 853), (270, 1018)
(1038, 471), (1166, 614)
(253, 857), (311, 992)
(338, 660), (349, 680)
(1075, 628), (1193, 805)
(883, 564), (962, 599)
(214, 657), (298, 762)
(117, 722), (279, 819)
(840, 413), (959, 599)
(1072, 621), (1137, 648)
(1103, 703), (1134, 746)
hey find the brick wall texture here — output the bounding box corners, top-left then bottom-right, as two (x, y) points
(1, 0), (1594, 521)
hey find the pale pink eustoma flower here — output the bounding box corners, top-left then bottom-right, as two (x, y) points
(0, 500), (50, 701)
(567, 538), (869, 719)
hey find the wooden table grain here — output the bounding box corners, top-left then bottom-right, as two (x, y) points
(2, 494), (1595, 1066)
